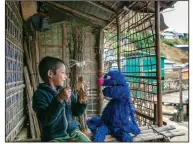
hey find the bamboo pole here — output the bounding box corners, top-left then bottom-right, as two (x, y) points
(179, 68), (184, 121)
(24, 66), (40, 138)
(24, 40), (37, 91)
(62, 24), (66, 62)
(116, 17), (121, 72)
(35, 32), (40, 83)
(98, 30), (104, 115)
(23, 67), (36, 138)
(155, 1), (163, 127)
(31, 39), (37, 82)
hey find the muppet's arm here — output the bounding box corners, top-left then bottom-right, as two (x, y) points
(93, 123), (110, 142)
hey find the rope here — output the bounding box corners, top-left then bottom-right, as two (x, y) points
(148, 125), (170, 142)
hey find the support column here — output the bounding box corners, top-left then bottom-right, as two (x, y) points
(155, 1), (163, 127)
(98, 29), (104, 115)
(116, 17), (121, 71)
(62, 24), (66, 62)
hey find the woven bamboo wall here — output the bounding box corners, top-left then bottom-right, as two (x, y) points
(104, 1), (158, 126)
(39, 22), (99, 116)
(5, 1), (25, 142)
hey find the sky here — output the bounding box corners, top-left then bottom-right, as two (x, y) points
(162, 1), (188, 33)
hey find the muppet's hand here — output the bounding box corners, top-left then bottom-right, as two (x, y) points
(102, 87), (111, 97)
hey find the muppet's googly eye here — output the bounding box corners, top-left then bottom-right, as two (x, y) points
(106, 75), (111, 79)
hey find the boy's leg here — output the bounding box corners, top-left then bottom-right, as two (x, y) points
(50, 131), (91, 142)
(71, 131), (91, 142)
(50, 135), (71, 142)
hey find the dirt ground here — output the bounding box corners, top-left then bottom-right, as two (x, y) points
(160, 43), (188, 64)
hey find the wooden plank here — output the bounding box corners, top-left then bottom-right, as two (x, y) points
(134, 131), (185, 142)
(85, 124), (181, 142)
(140, 125), (176, 134)
(15, 128), (185, 142)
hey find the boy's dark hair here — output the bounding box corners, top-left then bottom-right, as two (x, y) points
(38, 56), (65, 82)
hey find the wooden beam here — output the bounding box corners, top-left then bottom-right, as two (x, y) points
(102, 2), (137, 30)
(86, 1), (116, 14)
(46, 2), (108, 24)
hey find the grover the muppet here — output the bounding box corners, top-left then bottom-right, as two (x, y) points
(87, 71), (140, 142)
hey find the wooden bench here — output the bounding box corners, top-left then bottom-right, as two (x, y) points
(14, 125), (185, 142)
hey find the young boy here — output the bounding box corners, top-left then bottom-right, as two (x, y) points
(32, 56), (91, 142)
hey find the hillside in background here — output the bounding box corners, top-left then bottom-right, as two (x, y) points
(160, 43), (188, 64)
(160, 38), (188, 64)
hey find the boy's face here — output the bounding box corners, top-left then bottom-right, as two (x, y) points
(51, 64), (67, 87)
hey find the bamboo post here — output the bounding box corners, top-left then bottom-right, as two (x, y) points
(116, 17), (121, 71)
(179, 68), (184, 121)
(154, 103), (158, 125)
(23, 67), (36, 138)
(98, 29), (104, 115)
(31, 38), (37, 82)
(24, 66), (40, 138)
(28, 37), (32, 61)
(155, 1), (163, 127)
(35, 32), (41, 83)
(62, 24), (66, 62)
(24, 40), (37, 91)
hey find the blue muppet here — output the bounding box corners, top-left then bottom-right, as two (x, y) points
(87, 71), (140, 142)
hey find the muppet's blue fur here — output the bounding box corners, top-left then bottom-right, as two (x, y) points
(87, 71), (140, 142)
